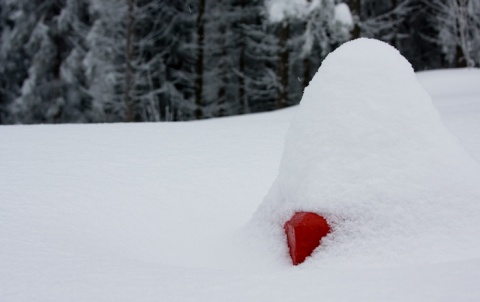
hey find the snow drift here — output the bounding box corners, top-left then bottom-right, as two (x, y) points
(252, 38), (480, 267)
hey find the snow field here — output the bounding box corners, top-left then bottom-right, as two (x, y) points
(2, 40), (480, 300)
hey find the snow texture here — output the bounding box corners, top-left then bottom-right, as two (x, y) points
(253, 38), (480, 268)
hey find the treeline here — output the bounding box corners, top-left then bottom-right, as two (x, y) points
(0, 0), (479, 124)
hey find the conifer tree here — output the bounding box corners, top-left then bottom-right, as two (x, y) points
(429, 0), (480, 67)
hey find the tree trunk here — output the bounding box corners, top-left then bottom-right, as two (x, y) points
(124, 0), (135, 122)
(195, 0), (206, 119)
(238, 0), (246, 114)
(238, 42), (246, 113)
(392, 0), (399, 48)
(455, 0), (469, 67)
(349, 0), (361, 39)
(277, 21), (289, 109)
(303, 0), (311, 89)
(455, 44), (467, 67)
(217, 0), (227, 117)
(303, 57), (310, 89)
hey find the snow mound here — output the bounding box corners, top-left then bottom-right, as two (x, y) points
(251, 38), (480, 268)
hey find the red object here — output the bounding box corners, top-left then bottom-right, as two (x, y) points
(284, 212), (331, 265)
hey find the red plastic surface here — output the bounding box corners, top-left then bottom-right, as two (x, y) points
(284, 212), (330, 265)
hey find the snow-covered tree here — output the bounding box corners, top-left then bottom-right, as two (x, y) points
(394, 2), (443, 70)
(239, 0), (278, 113)
(194, 0), (206, 119)
(83, 0), (127, 122)
(300, 1), (353, 87)
(56, 0), (96, 122)
(0, 0), (97, 124)
(156, 0), (196, 121)
(348, 0), (412, 48)
(127, 0), (179, 121)
(202, 0), (278, 116)
(11, 17), (64, 123)
(84, 0), (194, 122)
(2, 0), (475, 124)
(429, 0), (480, 67)
(265, 0), (353, 108)
(2, 0), (94, 124)
(0, 1), (34, 123)
(203, 0), (239, 117)
(206, 0), (230, 116)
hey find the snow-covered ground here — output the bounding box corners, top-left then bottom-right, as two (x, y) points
(2, 61), (480, 300)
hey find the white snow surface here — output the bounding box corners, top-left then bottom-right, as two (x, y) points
(334, 3), (353, 27)
(2, 44), (480, 300)
(253, 38), (480, 268)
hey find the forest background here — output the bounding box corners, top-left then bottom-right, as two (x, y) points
(0, 0), (478, 124)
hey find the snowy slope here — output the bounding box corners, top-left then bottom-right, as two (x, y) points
(1, 67), (480, 301)
(254, 39), (480, 269)
(417, 68), (480, 163)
